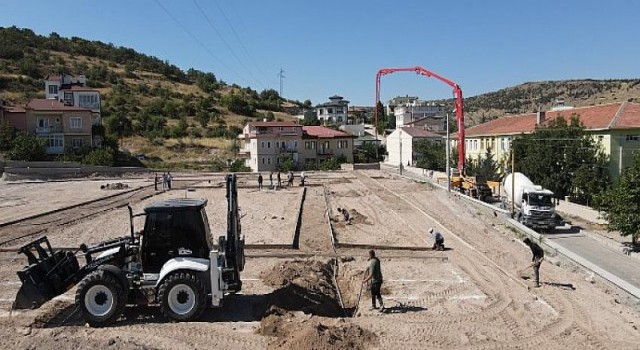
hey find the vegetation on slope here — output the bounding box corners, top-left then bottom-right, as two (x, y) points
(0, 26), (298, 168)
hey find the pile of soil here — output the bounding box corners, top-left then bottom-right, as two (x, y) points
(348, 209), (369, 225)
(266, 319), (377, 350)
(100, 183), (129, 190)
(260, 259), (343, 317)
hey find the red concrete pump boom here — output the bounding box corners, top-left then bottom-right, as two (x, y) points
(375, 66), (465, 172)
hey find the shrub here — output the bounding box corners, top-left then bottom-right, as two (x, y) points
(7, 133), (46, 161)
(82, 148), (115, 166)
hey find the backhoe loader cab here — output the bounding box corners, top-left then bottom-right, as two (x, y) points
(13, 174), (245, 327)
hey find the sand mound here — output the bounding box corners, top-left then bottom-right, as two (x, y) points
(260, 259), (343, 317)
(348, 209), (369, 224)
(266, 319), (377, 350)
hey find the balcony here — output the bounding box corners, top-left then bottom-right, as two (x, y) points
(317, 149), (333, 156)
(36, 126), (63, 134)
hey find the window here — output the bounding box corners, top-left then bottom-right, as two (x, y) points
(48, 85), (58, 95)
(626, 135), (639, 141)
(279, 127), (283, 132)
(261, 141), (265, 148)
(267, 141), (271, 148)
(70, 117), (82, 129)
(267, 157), (272, 165)
(79, 94), (99, 108)
(598, 136), (604, 143)
(38, 118), (49, 129)
(474, 140), (478, 151)
(72, 138), (83, 149)
(294, 141), (298, 148)
(276, 141), (280, 148)
(48, 134), (63, 148)
(324, 141), (330, 149)
(328, 108), (334, 114)
(261, 157), (265, 165)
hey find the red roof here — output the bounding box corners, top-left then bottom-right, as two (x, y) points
(248, 121), (300, 127)
(303, 126), (352, 138)
(44, 74), (62, 82)
(400, 126), (443, 138)
(27, 99), (91, 112)
(4, 105), (26, 113)
(614, 102), (640, 129)
(465, 103), (640, 137)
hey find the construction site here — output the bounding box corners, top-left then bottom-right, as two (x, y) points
(0, 170), (639, 350)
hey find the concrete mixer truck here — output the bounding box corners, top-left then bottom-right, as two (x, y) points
(502, 172), (557, 231)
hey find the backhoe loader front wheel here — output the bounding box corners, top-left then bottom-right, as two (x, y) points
(75, 270), (126, 327)
(158, 271), (207, 322)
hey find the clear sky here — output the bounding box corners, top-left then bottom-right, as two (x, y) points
(2, 0), (639, 106)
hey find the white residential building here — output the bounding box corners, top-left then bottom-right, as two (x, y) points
(386, 126), (444, 167)
(45, 74), (101, 125)
(316, 95), (349, 124)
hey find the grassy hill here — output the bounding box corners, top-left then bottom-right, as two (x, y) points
(461, 79), (640, 125)
(0, 26), (297, 169)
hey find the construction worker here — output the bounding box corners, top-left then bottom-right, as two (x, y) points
(258, 173), (263, 191)
(269, 172), (274, 189)
(429, 228), (445, 251)
(277, 171), (282, 188)
(523, 238), (544, 288)
(342, 208), (350, 224)
(300, 171), (305, 186)
(362, 250), (384, 311)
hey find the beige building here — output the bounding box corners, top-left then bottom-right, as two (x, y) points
(239, 122), (354, 172)
(455, 102), (640, 177)
(3, 99), (93, 154)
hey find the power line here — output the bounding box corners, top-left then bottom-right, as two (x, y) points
(152, 0), (252, 86)
(192, 0), (266, 90)
(212, 0), (277, 89)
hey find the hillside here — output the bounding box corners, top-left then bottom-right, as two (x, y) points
(461, 79), (640, 125)
(0, 26), (298, 169)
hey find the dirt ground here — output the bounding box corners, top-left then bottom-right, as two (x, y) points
(1, 170), (640, 349)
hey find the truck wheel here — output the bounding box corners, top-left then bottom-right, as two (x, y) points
(75, 270), (126, 327)
(158, 271), (207, 322)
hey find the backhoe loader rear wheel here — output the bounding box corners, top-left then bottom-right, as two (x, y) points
(75, 270), (126, 327)
(158, 271), (207, 322)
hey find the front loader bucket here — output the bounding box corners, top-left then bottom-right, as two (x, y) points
(12, 237), (80, 310)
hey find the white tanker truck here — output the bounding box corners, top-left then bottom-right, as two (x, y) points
(502, 172), (557, 231)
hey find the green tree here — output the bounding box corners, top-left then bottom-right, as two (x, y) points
(276, 153), (295, 172)
(196, 110), (210, 127)
(375, 101), (387, 135)
(82, 148), (115, 166)
(414, 140), (446, 171)
(513, 115), (610, 204)
(0, 122), (16, 151)
(7, 133), (46, 161)
(595, 153), (640, 245)
(472, 147), (500, 180)
(229, 159), (251, 172)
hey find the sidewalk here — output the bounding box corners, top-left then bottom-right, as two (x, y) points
(555, 200), (607, 225)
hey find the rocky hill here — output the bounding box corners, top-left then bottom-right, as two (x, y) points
(461, 79), (640, 125)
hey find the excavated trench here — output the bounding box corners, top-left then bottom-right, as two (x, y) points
(257, 258), (376, 349)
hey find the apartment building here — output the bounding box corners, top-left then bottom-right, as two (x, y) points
(455, 102), (640, 178)
(45, 74), (102, 127)
(239, 121), (354, 172)
(300, 126), (354, 168)
(316, 95), (349, 125)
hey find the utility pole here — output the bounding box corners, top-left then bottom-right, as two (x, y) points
(446, 113), (451, 192)
(511, 140), (515, 218)
(399, 130), (403, 175)
(277, 68), (285, 97)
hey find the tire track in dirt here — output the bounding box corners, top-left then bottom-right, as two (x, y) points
(354, 171), (594, 349)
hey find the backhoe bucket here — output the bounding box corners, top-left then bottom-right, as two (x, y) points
(12, 237), (80, 310)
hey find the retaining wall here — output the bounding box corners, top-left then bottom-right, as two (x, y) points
(2, 161), (149, 180)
